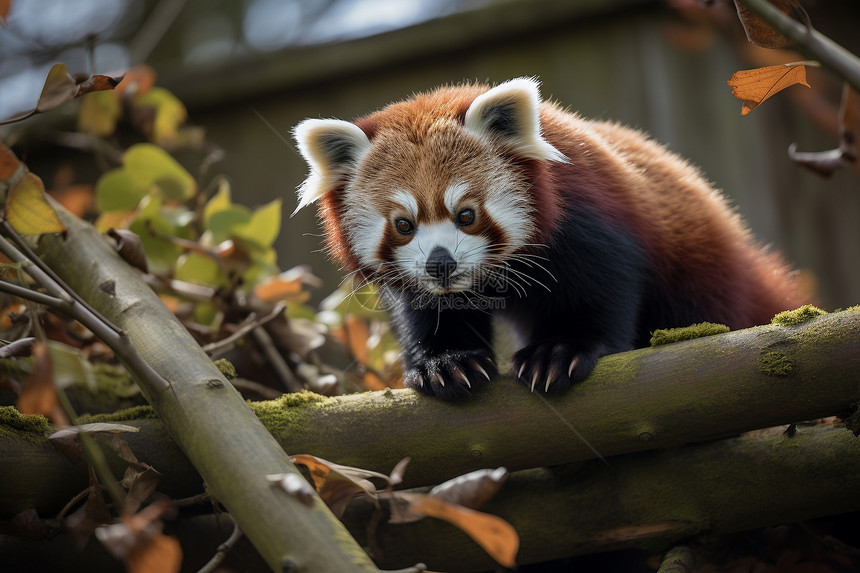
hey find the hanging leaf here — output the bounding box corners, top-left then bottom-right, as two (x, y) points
(231, 198), (282, 248)
(132, 87), (188, 145)
(788, 84), (860, 177)
(96, 144), (196, 212)
(78, 90), (122, 137)
(0, 0), (11, 27)
(0, 64), (123, 125)
(6, 172), (67, 235)
(727, 63), (811, 116)
(733, 0), (803, 49)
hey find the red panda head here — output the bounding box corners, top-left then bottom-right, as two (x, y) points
(293, 78), (567, 296)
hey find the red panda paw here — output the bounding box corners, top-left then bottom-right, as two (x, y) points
(513, 341), (600, 393)
(404, 350), (496, 399)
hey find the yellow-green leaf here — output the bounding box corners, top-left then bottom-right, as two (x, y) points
(123, 144), (196, 202)
(133, 87), (187, 144)
(78, 90), (121, 137)
(7, 173), (67, 235)
(202, 179), (232, 230)
(233, 198), (282, 248)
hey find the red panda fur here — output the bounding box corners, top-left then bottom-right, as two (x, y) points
(294, 79), (809, 399)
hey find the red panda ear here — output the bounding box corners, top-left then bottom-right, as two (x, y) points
(292, 119), (371, 213)
(464, 77), (568, 163)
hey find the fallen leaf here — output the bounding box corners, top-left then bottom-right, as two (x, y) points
(126, 532), (182, 573)
(0, 337), (35, 358)
(409, 495), (519, 568)
(0, 142), (21, 180)
(17, 341), (68, 425)
(291, 454), (389, 517)
(6, 172), (67, 235)
(428, 467), (509, 510)
(727, 63), (811, 115)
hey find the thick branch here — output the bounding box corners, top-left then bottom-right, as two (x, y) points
(12, 201), (378, 569)
(2, 309), (859, 516)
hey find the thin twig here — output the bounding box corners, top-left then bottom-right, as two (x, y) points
(0, 279), (68, 309)
(196, 519), (243, 573)
(252, 326), (303, 393)
(202, 302), (286, 356)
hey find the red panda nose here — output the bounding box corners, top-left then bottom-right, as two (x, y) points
(425, 247), (458, 281)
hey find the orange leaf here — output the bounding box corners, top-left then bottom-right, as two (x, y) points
(0, 143), (20, 180)
(116, 65), (157, 98)
(0, 0), (11, 27)
(727, 63), (810, 115)
(254, 274), (303, 303)
(362, 370), (389, 391)
(125, 533), (182, 573)
(17, 341), (68, 425)
(409, 495), (519, 568)
(343, 315), (369, 365)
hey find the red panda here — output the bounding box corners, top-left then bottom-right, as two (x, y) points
(293, 77), (809, 399)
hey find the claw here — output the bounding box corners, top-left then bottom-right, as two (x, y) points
(417, 373), (425, 388)
(530, 371), (539, 392)
(568, 356), (580, 378)
(432, 372), (445, 387)
(452, 366), (471, 388)
(517, 362), (527, 380)
(545, 364), (559, 393)
(471, 360), (491, 381)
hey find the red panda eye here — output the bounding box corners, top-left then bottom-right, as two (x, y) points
(456, 208), (475, 226)
(395, 218), (415, 235)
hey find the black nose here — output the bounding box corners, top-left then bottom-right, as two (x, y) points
(425, 247), (457, 281)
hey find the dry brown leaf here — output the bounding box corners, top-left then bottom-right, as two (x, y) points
(428, 467), (509, 510)
(107, 228), (149, 273)
(291, 454), (389, 517)
(0, 0), (11, 27)
(728, 63), (810, 115)
(733, 0), (803, 49)
(126, 532), (182, 573)
(17, 341), (68, 425)
(343, 315), (369, 365)
(409, 495), (519, 568)
(789, 84), (860, 177)
(0, 143), (21, 180)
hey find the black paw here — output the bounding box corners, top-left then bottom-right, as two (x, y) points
(404, 350), (497, 399)
(512, 341), (600, 393)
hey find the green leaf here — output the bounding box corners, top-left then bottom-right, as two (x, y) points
(95, 169), (147, 212)
(202, 179), (232, 230)
(123, 143), (196, 202)
(233, 199), (282, 248)
(78, 91), (121, 137)
(174, 251), (226, 288)
(133, 87), (187, 144)
(128, 194), (183, 275)
(207, 205), (251, 244)
(6, 173), (67, 235)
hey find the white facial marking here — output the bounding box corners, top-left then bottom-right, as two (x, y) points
(394, 221), (488, 294)
(391, 190), (419, 220)
(443, 182), (470, 214)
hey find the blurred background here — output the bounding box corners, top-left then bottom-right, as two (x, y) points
(2, 0), (858, 310)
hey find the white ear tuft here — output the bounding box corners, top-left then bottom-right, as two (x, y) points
(464, 77), (568, 163)
(292, 119), (371, 213)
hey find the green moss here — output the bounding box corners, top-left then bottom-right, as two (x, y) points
(76, 404), (158, 424)
(758, 351), (793, 377)
(771, 305), (826, 326)
(214, 358), (237, 380)
(650, 322), (730, 347)
(0, 405), (50, 441)
(383, 388), (394, 398)
(250, 390), (326, 436)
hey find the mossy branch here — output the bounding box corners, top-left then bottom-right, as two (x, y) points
(0, 167), (378, 570)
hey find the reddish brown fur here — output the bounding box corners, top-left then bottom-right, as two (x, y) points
(320, 82), (807, 328)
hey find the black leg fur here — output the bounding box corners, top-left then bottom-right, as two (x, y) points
(384, 288), (497, 399)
